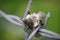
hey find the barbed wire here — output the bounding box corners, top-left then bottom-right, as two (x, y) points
(0, 0), (60, 40)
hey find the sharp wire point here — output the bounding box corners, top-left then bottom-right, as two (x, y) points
(42, 12), (50, 28)
(24, 0), (32, 19)
(47, 12), (50, 18)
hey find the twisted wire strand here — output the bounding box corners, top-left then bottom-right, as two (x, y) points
(0, 11), (24, 27)
(40, 29), (60, 39)
(26, 26), (40, 40)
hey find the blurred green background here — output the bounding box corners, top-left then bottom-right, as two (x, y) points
(0, 0), (60, 40)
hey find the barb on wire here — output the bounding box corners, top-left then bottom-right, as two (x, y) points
(25, 33), (32, 40)
(42, 12), (50, 28)
(0, 10), (24, 27)
(24, 0), (32, 19)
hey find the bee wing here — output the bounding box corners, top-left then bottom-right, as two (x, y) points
(24, 0), (32, 19)
(42, 12), (50, 28)
(26, 26), (40, 40)
(39, 29), (60, 39)
(0, 10), (24, 28)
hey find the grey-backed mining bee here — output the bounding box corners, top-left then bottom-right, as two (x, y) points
(23, 11), (46, 30)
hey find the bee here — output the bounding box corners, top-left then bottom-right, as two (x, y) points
(23, 11), (46, 30)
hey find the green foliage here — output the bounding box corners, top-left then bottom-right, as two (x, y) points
(0, 0), (60, 40)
